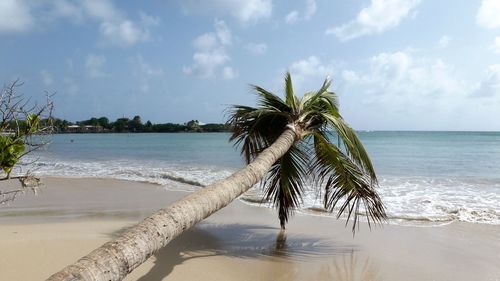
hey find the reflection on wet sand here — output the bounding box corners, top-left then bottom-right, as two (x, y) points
(315, 252), (381, 281)
(119, 223), (381, 281)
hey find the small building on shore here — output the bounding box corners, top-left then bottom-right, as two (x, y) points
(65, 125), (102, 133)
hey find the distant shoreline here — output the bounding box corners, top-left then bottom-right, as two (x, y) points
(53, 130), (229, 134)
(52, 116), (228, 133)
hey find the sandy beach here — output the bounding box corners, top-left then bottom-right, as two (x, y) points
(1, 177), (499, 281)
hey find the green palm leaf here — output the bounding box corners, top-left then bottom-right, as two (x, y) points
(312, 133), (386, 232)
(322, 114), (377, 181)
(263, 145), (309, 229)
(251, 85), (291, 113)
(284, 72), (298, 113)
(299, 76), (337, 111)
(228, 106), (289, 163)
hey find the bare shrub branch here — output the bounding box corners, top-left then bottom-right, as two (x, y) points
(0, 80), (53, 203)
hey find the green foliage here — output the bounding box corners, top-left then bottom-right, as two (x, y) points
(264, 146), (309, 228)
(201, 123), (227, 132)
(186, 120), (201, 132)
(98, 117), (110, 129)
(51, 116), (228, 133)
(0, 80), (53, 180)
(128, 115), (143, 132)
(227, 72), (386, 232)
(151, 123), (186, 132)
(0, 135), (25, 174)
(312, 132), (385, 229)
(26, 114), (40, 134)
(112, 118), (129, 132)
(0, 115), (42, 175)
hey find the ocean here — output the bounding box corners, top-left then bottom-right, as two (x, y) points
(19, 131), (500, 226)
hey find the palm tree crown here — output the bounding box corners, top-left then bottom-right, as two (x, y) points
(228, 72), (386, 232)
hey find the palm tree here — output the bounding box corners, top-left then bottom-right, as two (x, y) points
(47, 73), (385, 281)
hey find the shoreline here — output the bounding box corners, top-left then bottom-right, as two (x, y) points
(11, 175), (492, 228)
(1, 177), (499, 280)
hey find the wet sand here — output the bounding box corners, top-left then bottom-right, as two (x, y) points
(1, 177), (499, 281)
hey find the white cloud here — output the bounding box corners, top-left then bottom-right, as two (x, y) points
(304, 0), (317, 20)
(438, 35), (451, 48)
(134, 55), (164, 77)
(0, 0), (33, 33)
(285, 0), (316, 24)
(139, 11), (160, 27)
(183, 48), (230, 78)
(339, 51), (500, 129)
(192, 20), (231, 50)
(0, 0), (157, 47)
(85, 54), (107, 78)
(245, 42), (268, 55)
(477, 0), (500, 29)
(285, 11), (299, 24)
(231, 0), (272, 23)
(370, 52), (462, 95)
(341, 70), (359, 83)
(338, 50), (486, 130)
(47, 0), (84, 22)
(98, 19), (150, 47)
(180, 0), (272, 24)
(40, 70), (54, 86)
(214, 20), (232, 46)
(222, 66), (238, 79)
(193, 33), (218, 50)
(81, 0), (118, 20)
(342, 51), (470, 114)
(289, 56), (334, 90)
(473, 64), (500, 97)
(491, 36), (500, 54)
(290, 56), (333, 78)
(129, 54), (165, 93)
(326, 0), (421, 41)
(80, 0), (156, 47)
(184, 20), (236, 79)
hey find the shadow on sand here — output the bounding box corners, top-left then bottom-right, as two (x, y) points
(110, 223), (360, 281)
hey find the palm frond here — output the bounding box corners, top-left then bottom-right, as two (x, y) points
(284, 72), (298, 113)
(297, 93), (338, 133)
(317, 91), (339, 113)
(263, 145), (309, 229)
(322, 114), (377, 181)
(299, 76), (334, 111)
(312, 133), (386, 233)
(251, 85), (291, 113)
(227, 105), (288, 163)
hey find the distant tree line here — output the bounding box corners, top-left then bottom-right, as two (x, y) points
(52, 115), (228, 133)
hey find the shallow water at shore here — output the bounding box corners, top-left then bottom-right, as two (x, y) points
(16, 131), (500, 225)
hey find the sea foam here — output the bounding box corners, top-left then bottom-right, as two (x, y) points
(18, 155), (500, 226)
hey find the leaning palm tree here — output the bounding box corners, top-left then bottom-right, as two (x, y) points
(229, 74), (385, 230)
(47, 73), (385, 281)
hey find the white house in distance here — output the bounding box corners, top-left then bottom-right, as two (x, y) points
(65, 125), (102, 133)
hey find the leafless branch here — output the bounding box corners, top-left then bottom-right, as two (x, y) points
(0, 80), (53, 203)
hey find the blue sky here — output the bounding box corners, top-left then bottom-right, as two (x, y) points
(1, 0), (500, 130)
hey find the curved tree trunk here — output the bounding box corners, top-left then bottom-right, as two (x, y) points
(47, 128), (297, 281)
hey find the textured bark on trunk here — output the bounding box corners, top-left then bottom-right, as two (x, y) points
(47, 129), (297, 281)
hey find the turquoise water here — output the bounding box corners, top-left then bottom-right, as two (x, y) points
(21, 131), (500, 225)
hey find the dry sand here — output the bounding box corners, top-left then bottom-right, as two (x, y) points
(1, 177), (499, 281)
